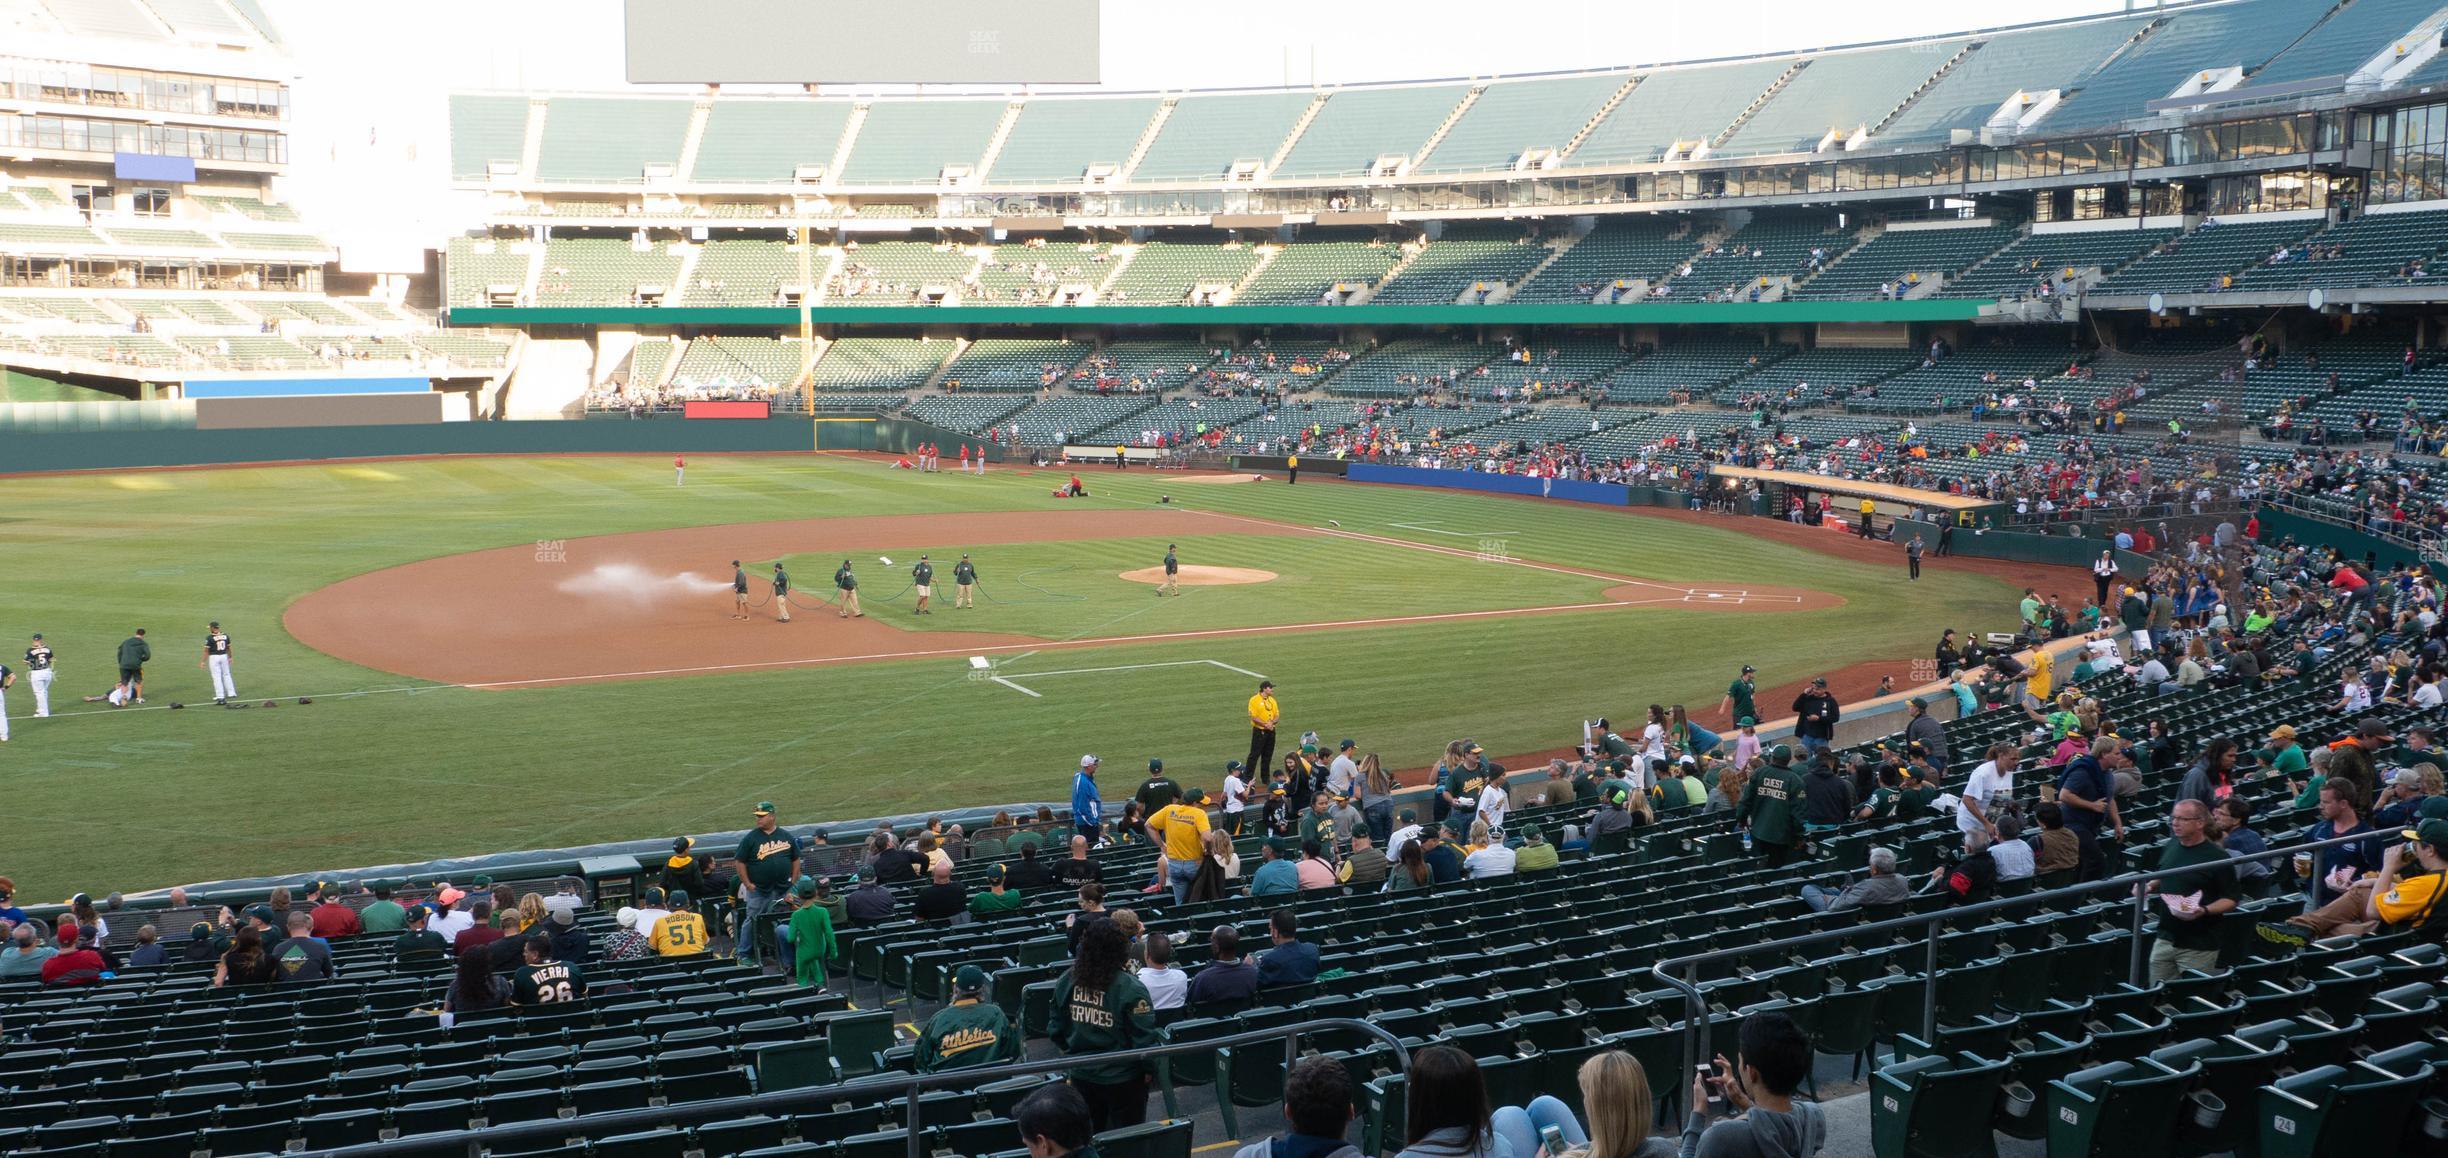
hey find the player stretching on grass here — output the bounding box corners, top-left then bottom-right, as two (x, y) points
(954, 554), (977, 609)
(912, 556), (935, 615)
(835, 560), (863, 618)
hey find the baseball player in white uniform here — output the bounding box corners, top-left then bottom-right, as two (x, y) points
(24, 633), (52, 717)
(204, 620), (237, 704)
(0, 660), (12, 741)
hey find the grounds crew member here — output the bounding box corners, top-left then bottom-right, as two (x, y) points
(116, 628), (150, 705)
(733, 801), (804, 964)
(835, 560), (863, 618)
(1245, 679), (1281, 777)
(1739, 745), (1808, 866)
(954, 553), (978, 609)
(732, 561), (751, 620)
(917, 964), (1021, 1072)
(771, 564), (791, 623)
(24, 633), (51, 717)
(203, 621), (236, 704)
(912, 555), (935, 615)
(1159, 544), (1180, 597)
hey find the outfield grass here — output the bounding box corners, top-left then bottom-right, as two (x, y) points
(0, 455), (2020, 898)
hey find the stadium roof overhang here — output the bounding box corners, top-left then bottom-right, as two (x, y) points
(444, 300), (1996, 329)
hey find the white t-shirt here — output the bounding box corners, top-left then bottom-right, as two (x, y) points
(1464, 844), (1517, 879)
(1642, 723), (1668, 761)
(2339, 682), (2374, 712)
(1140, 965), (1190, 1010)
(432, 909), (476, 946)
(2418, 681), (2444, 709)
(1990, 838), (2035, 880)
(1387, 823), (1424, 858)
(1959, 761), (2012, 835)
(1222, 773), (1248, 814)
(1476, 784), (1510, 831)
(1327, 755), (1358, 797)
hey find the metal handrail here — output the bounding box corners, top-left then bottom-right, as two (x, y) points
(305, 1014), (1410, 1157)
(1649, 827), (2393, 1083)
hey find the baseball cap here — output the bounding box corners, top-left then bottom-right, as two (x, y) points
(792, 877), (819, 898)
(1148, 758), (1163, 772)
(1741, 665), (1756, 674)
(753, 801), (776, 817)
(1270, 786), (1286, 796)
(2360, 718), (2394, 740)
(1520, 824), (1543, 842)
(2421, 796), (2448, 822)
(1397, 808), (1417, 824)
(1738, 717), (1756, 728)
(1812, 676), (1829, 687)
(548, 907), (575, 927)
(954, 964), (989, 994)
(2409, 819), (2448, 847)
(403, 905), (431, 923)
(1339, 739), (1355, 750)
(1081, 754), (1100, 768)
(855, 866), (877, 882)
(1226, 760), (1245, 772)
(1466, 743), (1485, 755)
(668, 890), (691, 908)
(243, 904), (275, 925)
(1768, 745), (1793, 764)
(28, 633), (38, 640)
(984, 864), (1008, 886)
(1909, 697), (1928, 709)
(2393, 768), (2424, 788)
(2269, 724), (2298, 741)
(471, 875), (494, 889)
(641, 887), (665, 905)
(435, 887), (466, 907)
(1184, 787), (1208, 805)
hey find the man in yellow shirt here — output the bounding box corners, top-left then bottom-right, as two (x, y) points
(2267, 818), (2448, 943)
(1149, 787), (1213, 902)
(649, 890), (709, 956)
(2023, 647), (2054, 712)
(1245, 679), (1281, 780)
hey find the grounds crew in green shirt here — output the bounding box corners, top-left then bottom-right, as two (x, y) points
(912, 555), (936, 615)
(116, 628), (151, 704)
(968, 864), (1027, 917)
(1739, 745), (1808, 866)
(917, 964), (1022, 1072)
(835, 560), (863, 618)
(1049, 918), (1160, 1127)
(1718, 666), (1757, 726)
(953, 553), (978, 609)
(733, 801), (804, 964)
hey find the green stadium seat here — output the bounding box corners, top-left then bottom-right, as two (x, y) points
(2047, 1056), (2202, 1158)
(1867, 1046), (2008, 1158)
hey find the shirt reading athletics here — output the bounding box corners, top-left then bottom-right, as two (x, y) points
(735, 827), (805, 888)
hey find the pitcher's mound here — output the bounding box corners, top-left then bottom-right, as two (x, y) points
(1119, 565), (1277, 587)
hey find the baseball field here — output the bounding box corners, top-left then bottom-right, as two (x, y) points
(1, 453), (2031, 898)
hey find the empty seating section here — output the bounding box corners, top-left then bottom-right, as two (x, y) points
(143, 0), (262, 43)
(1591, 338), (1782, 403)
(197, 196), (303, 223)
(1718, 42), (1965, 157)
(46, 0), (166, 39)
(0, 221), (107, 248)
(1568, 60), (1787, 166)
(2233, 338), (2406, 417)
(1237, 240), (1400, 306)
(167, 298), (245, 325)
(0, 296), (118, 323)
(1467, 338), (1633, 394)
(1863, 343), (2076, 413)
(682, 241), (803, 307)
(2092, 215), (2324, 294)
(2251, 0), (2445, 89)
(808, 339), (951, 393)
(2226, 208), (2448, 291)
(839, 101), (1005, 185)
(827, 242), (978, 305)
(1130, 92), (1315, 181)
(1372, 229), (1551, 304)
(412, 335), (513, 367)
(904, 394), (1030, 434)
(450, 95), (531, 181)
(1665, 217), (1850, 300)
(444, 238), (534, 307)
(1512, 218), (1698, 302)
(1716, 345), (1918, 405)
(536, 239), (683, 307)
(1102, 241), (1264, 305)
(692, 101), (854, 183)
(1319, 337), (1494, 398)
(1872, 16), (2147, 144)
(671, 336), (808, 388)
(988, 98), (1159, 184)
(1002, 394), (1156, 443)
(179, 335), (319, 369)
(1790, 224), (2015, 299)
(624, 338), (677, 388)
(1935, 228), (2176, 299)
(219, 231), (331, 253)
(968, 244), (1109, 305)
(536, 98), (692, 184)
(1416, 73), (1625, 173)
(1092, 397), (1265, 442)
(96, 225), (219, 249)
(1461, 407), (1631, 448)
(1274, 84), (1470, 179)
(940, 339), (1089, 392)
(2045, 0), (2321, 131)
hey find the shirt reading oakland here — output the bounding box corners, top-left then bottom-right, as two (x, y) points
(736, 828), (804, 888)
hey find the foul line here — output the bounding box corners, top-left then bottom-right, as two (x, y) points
(989, 676), (1042, 699)
(1386, 520), (1501, 538)
(987, 657), (1270, 697)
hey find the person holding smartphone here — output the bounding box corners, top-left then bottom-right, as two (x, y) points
(1684, 1012), (1827, 1158)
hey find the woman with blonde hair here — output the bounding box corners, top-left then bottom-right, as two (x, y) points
(1706, 766), (1748, 814)
(1466, 818), (1492, 855)
(516, 893), (546, 934)
(1187, 828), (1240, 902)
(1490, 1049), (1674, 1158)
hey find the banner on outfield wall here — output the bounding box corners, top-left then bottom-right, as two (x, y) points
(1345, 462), (1630, 505)
(195, 393), (445, 430)
(683, 400), (769, 419)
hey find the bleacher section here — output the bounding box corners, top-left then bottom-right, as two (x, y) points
(1071, 341), (1224, 392)
(670, 336), (809, 389)
(535, 98), (692, 184)
(1590, 338), (1783, 403)
(445, 238), (535, 308)
(449, 94), (529, 181)
(2091, 215), (2325, 295)
(1101, 241), (1265, 305)
(1236, 239), (1401, 306)
(1871, 15), (2147, 145)
(904, 394), (1031, 434)
(968, 244), (1107, 305)
(1568, 60), (1788, 166)
(536, 239), (682, 308)
(2045, 0), (2320, 132)
(1717, 41), (1966, 157)
(938, 339), (1089, 393)
(1511, 218), (1699, 303)
(1858, 342), (2079, 414)
(1371, 228), (1551, 304)
(680, 241), (803, 307)
(826, 242), (979, 306)
(1664, 216), (1851, 301)
(839, 101), (1006, 185)
(1090, 396), (1266, 443)
(2224, 208), (2448, 292)
(1934, 227), (2177, 299)
(1130, 92), (1317, 181)
(988, 98), (1161, 185)
(1464, 338), (1633, 399)
(1000, 394), (1157, 443)
(692, 101), (854, 183)
(1715, 345), (1919, 406)
(1416, 73), (1625, 173)
(1789, 224), (2016, 300)
(807, 338), (952, 394)
(1273, 84), (1470, 180)
(1318, 337), (1494, 398)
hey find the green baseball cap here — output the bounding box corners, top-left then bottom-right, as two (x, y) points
(792, 877), (818, 898)
(470, 875), (493, 888)
(753, 801), (777, 817)
(1520, 824), (1543, 842)
(2410, 819), (2448, 848)
(1768, 745), (1793, 764)
(954, 964), (989, 993)
(1738, 717), (1756, 727)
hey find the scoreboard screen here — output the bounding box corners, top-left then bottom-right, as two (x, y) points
(624, 0), (1101, 85)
